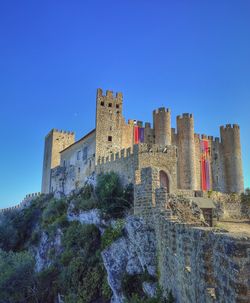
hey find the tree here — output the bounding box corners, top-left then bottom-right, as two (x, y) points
(0, 249), (37, 303)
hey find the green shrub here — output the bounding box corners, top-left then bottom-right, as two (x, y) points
(241, 188), (250, 205)
(96, 172), (123, 201)
(102, 275), (112, 300)
(101, 219), (125, 250)
(0, 249), (36, 303)
(59, 222), (107, 302)
(96, 172), (134, 219)
(42, 198), (68, 227)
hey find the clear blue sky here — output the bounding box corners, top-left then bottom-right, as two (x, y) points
(0, 0), (249, 208)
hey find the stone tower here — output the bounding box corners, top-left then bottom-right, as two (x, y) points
(95, 88), (124, 162)
(177, 113), (196, 189)
(41, 129), (75, 193)
(220, 124), (244, 193)
(153, 107), (171, 145)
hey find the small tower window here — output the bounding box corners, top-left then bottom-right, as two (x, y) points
(116, 104), (120, 109)
(108, 136), (112, 142)
(101, 101), (105, 106)
(108, 103), (112, 107)
(78, 167), (80, 173)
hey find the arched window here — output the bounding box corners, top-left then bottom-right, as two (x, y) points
(160, 170), (170, 193)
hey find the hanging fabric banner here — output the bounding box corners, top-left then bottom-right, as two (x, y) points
(134, 126), (139, 144)
(200, 140), (211, 191)
(139, 127), (144, 143)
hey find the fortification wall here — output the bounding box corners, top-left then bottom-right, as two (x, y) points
(156, 216), (249, 303)
(96, 147), (136, 185)
(96, 144), (177, 192)
(134, 168), (250, 303)
(0, 192), (41, 213)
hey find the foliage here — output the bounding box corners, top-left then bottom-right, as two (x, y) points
(96, 172), (134, 219)
(0, 175), (134, 302)
(71, 183), (99, 213)
(58, 221), (111, 302)
(101, 219), (125, 250)
(0, 195), (49, 251)
(96, 172), (124, 201)
(122, 272), (173, 303)
(0, 249), (36, 303)
(42, 198), (68, 227)
(241, 188), (250, 205)
(35, 265), (60, 303)
(126, 289), (174, 303)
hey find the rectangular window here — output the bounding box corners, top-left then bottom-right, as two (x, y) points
(108, 103), (112, 107)
(77, 151), (81, 160)
(101, 101), (105, 106)
(108, 136), (112, 142)
(83, 147), (88, 161)
(116, 104), (120, 109)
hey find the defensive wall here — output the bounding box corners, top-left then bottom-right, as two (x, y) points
(96, 143), (178, 191)
(134, 167), (250, 303)
(0, 192), (41, 213)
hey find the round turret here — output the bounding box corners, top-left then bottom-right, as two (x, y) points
(153, 107), (171, 145)
(220, 124), (244, 193)
(177, 113), (196, 190)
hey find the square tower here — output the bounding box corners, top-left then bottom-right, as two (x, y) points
(41, 129), (75, 193)
(95, 88), (124, 162)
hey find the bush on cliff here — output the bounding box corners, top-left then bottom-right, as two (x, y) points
(0, 249), (36, 303)
(58, 221), (112, 302)
(96, 172), (134, 219)
(241, 188), (250, 205)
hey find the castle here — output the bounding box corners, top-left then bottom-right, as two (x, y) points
(41, 88), (244, 196)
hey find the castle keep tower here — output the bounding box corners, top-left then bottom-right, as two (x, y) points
(95, 88), (124, 162)
(177, 114), (196, 189)
(220, 124), (244, 193)
(41, 129), (75, 193)
(153, 107), (171, 145)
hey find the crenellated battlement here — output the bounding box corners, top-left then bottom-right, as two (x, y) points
(220, 124), (240, 131)
(0, 192), (41, 213)
(97, 143), (177, 166)
(177, 113), (193, 120)
(97, 88), (123, 99)
(97, 147), (133, 165)
(46, 129), (75, 138)
(153, 107), (171, 114)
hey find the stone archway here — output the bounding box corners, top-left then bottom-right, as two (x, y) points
(159, 170), (170, 193)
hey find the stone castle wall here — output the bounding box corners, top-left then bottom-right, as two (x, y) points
(134, 167), (250, 303)
(0, 192), (41, 213)
(96, 144), (178, 193)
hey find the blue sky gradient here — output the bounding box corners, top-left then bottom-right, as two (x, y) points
(0, 0), (249, 208)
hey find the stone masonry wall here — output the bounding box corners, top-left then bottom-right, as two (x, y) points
(134, 168), (250, 303)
